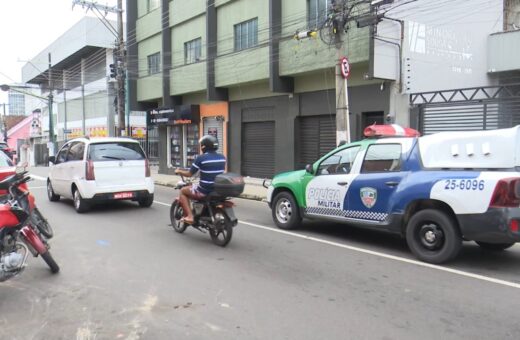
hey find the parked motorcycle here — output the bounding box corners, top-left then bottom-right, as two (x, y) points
(170, 172), (244, 247)
(0, 170), (54, 239)
(0, 171), (59, 282)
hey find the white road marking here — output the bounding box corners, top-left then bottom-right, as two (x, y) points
(154, 201), (171, 207)
(239, 220), (520, 290)
(28, 186), (46, 189)
(30, 174), (47, 181)
(153, 197), (520, 290)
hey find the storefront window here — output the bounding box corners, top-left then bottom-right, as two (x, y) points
(170, 126), (183, 168)
(168, 124), (199, 168)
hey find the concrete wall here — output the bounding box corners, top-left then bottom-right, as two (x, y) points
(279, 0), (370, 76)
(170, 14), (207, 95)
(215, 0), (270, 87)
(170, 0), (206, 25)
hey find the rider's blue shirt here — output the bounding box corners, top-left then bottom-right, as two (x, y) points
(190, 151), (226, 195)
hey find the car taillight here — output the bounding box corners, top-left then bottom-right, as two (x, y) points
(145, 159), (150, 177)
(86, 160), (95, 180)
(489, 178), (520, 208)
(510, 220), (519, 233)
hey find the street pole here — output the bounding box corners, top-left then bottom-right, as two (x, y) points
(336, 49), (351, 144)
(334, 0), (351, 144)
(48, 53), (55, 156)
(117, 0), (125, 137)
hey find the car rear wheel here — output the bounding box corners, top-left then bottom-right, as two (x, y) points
(272, 192), (302, 230)
(138, 194), (154, 207)
(406, 209), (462, 264)
(475, 241), (515, 251)
(47, 180), (60, 202)
(73, 188), (90, 213)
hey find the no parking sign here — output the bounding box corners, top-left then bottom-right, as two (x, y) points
(340, 56), (350, 79)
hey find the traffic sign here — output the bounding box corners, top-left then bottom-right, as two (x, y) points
(340, 57), (350, 79)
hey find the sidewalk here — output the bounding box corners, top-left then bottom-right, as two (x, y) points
(152, 168), (268, 201)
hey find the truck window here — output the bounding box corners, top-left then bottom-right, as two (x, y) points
(361, 144), (402, 173)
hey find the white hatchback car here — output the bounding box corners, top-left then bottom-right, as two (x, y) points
(47, 137), (155, 213)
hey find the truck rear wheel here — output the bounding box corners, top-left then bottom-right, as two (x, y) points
(406, 209), (462, 264)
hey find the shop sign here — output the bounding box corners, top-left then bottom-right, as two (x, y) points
(132, 126), (146, 138)
(147, 105), (200, 126)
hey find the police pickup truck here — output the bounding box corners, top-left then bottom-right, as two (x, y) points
(266, 124), (520, 264)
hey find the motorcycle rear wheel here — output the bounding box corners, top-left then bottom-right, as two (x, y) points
(31, 208), (54, 239)
(41, 251), (60, 273)
(170, 202), (188, 233)
(210, 209), (233, 247)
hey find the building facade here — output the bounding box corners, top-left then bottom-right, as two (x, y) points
(128, 0), (515, 178)
(21, 16), (146, 159)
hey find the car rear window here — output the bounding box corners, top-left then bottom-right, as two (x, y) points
(88, 142), (145, 161)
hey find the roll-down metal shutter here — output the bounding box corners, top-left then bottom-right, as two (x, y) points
(242, 121), (275, 178)
(298, 116), (336, 169)
(202, 117), (224, 148)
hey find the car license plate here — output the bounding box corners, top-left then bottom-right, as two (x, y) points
(114, 192), (133, 199)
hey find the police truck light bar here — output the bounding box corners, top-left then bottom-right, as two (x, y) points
(364, 124), (421, 138)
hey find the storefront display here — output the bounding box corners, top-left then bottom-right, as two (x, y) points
(147, 105), (201, 168)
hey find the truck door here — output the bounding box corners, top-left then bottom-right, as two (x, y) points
(346, 143), (406, 223)
(305, 146), (360, 218)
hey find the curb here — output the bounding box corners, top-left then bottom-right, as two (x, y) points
(154, 180), (266, 202)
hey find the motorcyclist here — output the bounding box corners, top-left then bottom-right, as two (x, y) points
(174, 135), (226, 224)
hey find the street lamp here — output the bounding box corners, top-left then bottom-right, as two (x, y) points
(0, 84), (55, 152)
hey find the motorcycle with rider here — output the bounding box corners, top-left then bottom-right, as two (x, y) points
(170, 135), (244, 247)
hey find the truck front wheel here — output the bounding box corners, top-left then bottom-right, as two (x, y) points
(406, 209), (462, 264)
(272, 192), (302, 230)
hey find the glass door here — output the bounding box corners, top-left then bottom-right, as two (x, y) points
(185, 124), (199, 168)
(170, 125), (183, 167)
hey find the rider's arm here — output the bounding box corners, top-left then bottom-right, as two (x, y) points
(174, 168), (192, 177)
(175, 155), (202, 177)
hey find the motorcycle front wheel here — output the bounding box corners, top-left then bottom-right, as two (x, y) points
(31, 208), (54, 239)
(170, 202), (188, 233)
(210, 209), (233, 247)
(41, 251), (60, 273)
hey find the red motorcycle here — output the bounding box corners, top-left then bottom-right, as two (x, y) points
(0, 172), (59, 281)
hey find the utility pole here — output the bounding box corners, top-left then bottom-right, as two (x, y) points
(72, 0), (125, 136)
(48, 53), (55, 155)
(333, 0), (350, 144)
(117, 0), (125, 137)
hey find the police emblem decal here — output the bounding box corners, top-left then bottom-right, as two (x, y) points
(360, 187), (377, 209)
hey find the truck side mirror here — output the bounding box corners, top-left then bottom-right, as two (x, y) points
(305, 164), (314, 174)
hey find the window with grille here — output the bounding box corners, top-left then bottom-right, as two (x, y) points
(234, 18), (258, 51)
(147, 52), (161, 75)
(308, 0), (331, 28)
(184, 38), (202, 64)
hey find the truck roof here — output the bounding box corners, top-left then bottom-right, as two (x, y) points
(418, 126), (520, 169)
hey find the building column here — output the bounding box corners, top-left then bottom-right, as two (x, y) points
(206, 0), (228, 101)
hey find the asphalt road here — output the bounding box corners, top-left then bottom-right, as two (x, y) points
(1, 167), (519, 340)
